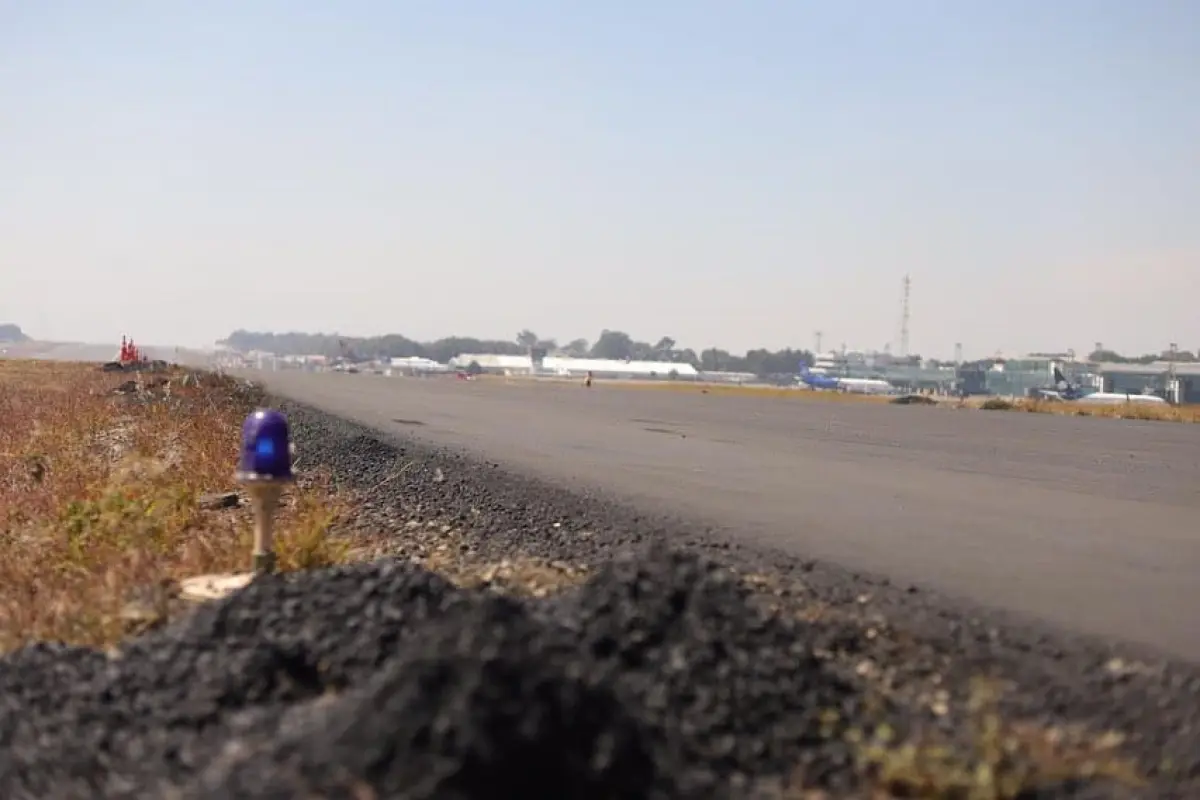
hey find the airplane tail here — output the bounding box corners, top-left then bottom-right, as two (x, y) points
(1056, 367), (1084, 395)
(1053, 365), (1088, 399)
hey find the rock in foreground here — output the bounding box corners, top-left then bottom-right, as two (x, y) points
(0, 548), (863, 799)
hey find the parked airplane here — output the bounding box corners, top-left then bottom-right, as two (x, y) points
(388, 356), (452, 375)
(838, 376), (894, 394)
(1038, 366), (1167, 405)
(798, 365), (892, 394)
(1078, 392), (1168, 406)
(1060, 368), (1091, 400)
(797, 365), (840, 390)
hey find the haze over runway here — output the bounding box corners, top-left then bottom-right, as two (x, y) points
(256, 371), (1200, 663)
(0, 341), (178, 363)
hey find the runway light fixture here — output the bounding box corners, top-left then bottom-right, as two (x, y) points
(236, 408), (295, 574)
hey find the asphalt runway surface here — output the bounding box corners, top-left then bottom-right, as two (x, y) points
(0, 341), (178, 362)
(253, 371), (1200, 663)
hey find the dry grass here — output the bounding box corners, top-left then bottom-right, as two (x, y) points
(778, 693), (1140, 799)
(343, 512), (590, 599)
(776, 648), (1143, 799)
(732, 573), (1145, 799)
(843, 679), (1142, 798)
(426, 551), (589, 598)
(486, 374), (1200, 422)
(976, 396), (1200, 423)
(629, 381), (893, 403)
(0, 360), (358, 651)
(479, 374), (895, 403)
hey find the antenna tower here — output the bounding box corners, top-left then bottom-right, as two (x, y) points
(899, 274), (911, 358)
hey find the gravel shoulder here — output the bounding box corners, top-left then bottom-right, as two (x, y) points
(2, 394), (1198, 798)
(280, 399), (1200, 796)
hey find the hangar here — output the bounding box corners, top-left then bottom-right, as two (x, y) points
(448, 354), (531, 373)
(1097, 362), (1200, 404)
(544, 356), (700, 380)
(954, 358), (1103, 398)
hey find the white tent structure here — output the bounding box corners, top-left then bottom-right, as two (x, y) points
(449, 354), (699, 379)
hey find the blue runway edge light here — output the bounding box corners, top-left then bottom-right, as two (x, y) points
(237, 408), (293, 482)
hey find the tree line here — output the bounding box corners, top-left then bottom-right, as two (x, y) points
(0, 324), (29, 343)
(219, 328), (1193, 376)
(1087, 347), (1197, 364)
(219, 328), (816, 376)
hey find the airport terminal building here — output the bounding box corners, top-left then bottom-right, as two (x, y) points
(951, 357), (1197, 403)
(812, 351), (958, 394)
(954, 358), (1101, 398)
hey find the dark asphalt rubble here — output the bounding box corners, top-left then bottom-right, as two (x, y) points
(3, 396), (1198, 798)
(0, 548), (867, 800)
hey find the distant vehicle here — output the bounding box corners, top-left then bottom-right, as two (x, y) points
(1036, 366), (1167, 405)
(798, 365), (892, 395)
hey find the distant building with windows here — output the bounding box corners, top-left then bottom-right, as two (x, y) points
(1098, 362), (1200, 404)
(954, 357), (1101, 398)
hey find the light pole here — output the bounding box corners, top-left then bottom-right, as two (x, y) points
(1164, 344), (1179, 403)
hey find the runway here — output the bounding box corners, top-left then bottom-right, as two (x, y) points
(256, 371), (1200, 662)
(0, 341), (178, 363)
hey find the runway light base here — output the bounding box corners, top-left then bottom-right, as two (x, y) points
(179, 572), (255, 603)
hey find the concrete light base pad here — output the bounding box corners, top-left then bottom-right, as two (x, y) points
(179, 572), (255, 603)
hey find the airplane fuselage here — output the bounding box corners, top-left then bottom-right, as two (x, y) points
(1075, 392), (1167, 405)
(838, 378), (892, 394)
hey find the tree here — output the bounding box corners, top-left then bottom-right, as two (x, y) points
(561, 338), (590, 357)
(699, 348), (732, 372)
(0, 323), (29, 342)
(218, 327), (814, 376)
(1088, 347), (1192, 364)
(465, 360), (483, 376)
(218, 330), (524, 362)
(590, 330), (635, 360)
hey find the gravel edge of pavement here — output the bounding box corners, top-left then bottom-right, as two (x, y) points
(2, 391), (1197, 799)
(277, 397), (1200, 796)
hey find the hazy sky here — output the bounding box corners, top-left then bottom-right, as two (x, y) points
(2, 1), (1197, 358)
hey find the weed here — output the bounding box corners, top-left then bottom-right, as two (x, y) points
(848, 679), (1141, 798)
(0, 360), (361, 651)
